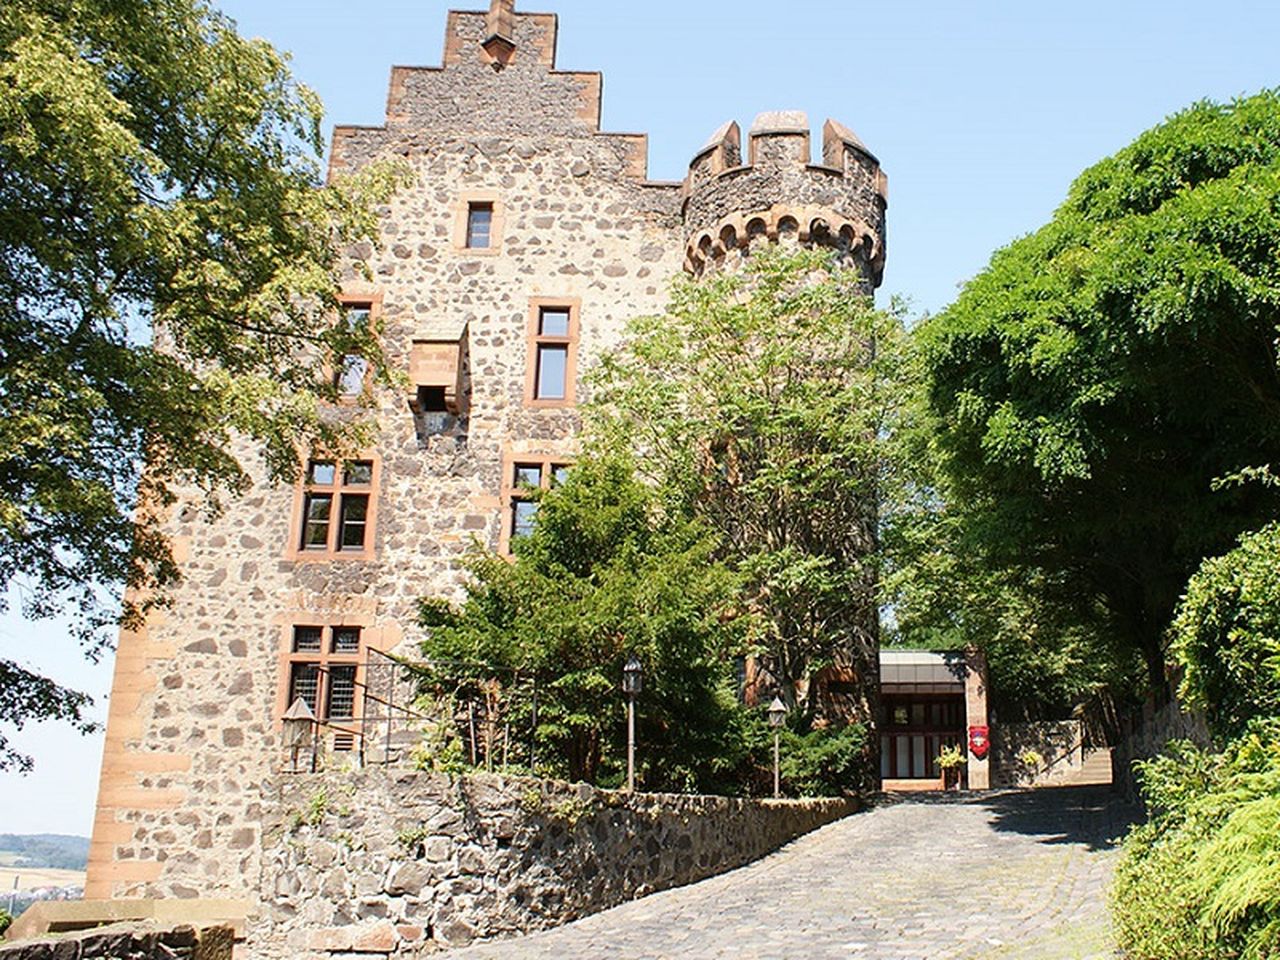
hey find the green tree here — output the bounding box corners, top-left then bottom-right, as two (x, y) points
(919, 90), (1280, 694)
(592, 247), (907, 738)
(0, 0), (405, 768)
(881, 392), (1143, 720)
(418, 454), (749, 791)
(1172, 522), (1280, 742)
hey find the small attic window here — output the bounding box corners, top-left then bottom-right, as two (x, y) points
(417, 385), (448, 413)
(466, 203), (493, 248)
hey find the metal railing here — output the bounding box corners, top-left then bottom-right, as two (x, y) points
(285, 649), (542, 774)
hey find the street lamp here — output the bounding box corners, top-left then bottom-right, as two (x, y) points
(768, 697), (787, 799)
(622, 656), (643, 792)
(283, 697), (318, 773)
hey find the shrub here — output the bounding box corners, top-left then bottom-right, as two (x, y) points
(1112, 727), (1280, 959)
(1171, 523), (1280, 741)
(753, 720), (868, 797)
(0, 910), (10, 937)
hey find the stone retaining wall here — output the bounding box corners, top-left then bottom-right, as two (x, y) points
(991, 720), (1084, 788)
(1114, 688), (1212, 803)
(254, 771), (856, 959)
(0, 923), (232, 960)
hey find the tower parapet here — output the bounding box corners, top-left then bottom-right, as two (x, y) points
(682, 112), (888, 287)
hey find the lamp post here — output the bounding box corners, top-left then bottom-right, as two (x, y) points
(768, 697), (787, 799)
(283, 697), (318, 773)
(622, 656), (643, 792)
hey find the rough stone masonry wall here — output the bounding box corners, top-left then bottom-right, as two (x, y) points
(1113, 685), (1212, 803)
(85, 3), (682, 903)
(991, 721), (1084, 788)
(0, 924), (233, 960)
(253, 771), (856, 959)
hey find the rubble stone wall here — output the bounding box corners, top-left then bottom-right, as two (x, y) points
(0, 924), (233, 960)
(991, 721), (1084, 788)
(253, 771), (856, 959)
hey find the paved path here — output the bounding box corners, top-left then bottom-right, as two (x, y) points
(439, 785), (1139, 960)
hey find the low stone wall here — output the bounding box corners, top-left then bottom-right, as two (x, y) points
(254, 771), (856, 959)
(0, 923), (233, 960)
(1114, 690), (1212, 802)
(991, 721), (1084, 788)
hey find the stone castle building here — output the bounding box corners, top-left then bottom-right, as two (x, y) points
(85, 0), (889, 902)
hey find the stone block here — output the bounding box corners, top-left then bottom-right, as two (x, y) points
(351, 921), (398, 954)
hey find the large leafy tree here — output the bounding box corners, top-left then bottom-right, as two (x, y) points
(418, 455), (748, 791)
(920, 90), (1280, 693)
(592, 248), (908, 734)
(0, 0), (404, 769)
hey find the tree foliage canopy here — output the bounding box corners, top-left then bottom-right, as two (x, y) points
(0, 0), (404, 768)
(419, 455), (749, 792)
(919, 90), (1280, 691)
(592, 247), (907, 729)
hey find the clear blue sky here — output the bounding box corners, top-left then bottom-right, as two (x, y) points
(2, 0), (1277, 837)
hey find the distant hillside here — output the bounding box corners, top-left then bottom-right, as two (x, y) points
(0, 834), (89, 870)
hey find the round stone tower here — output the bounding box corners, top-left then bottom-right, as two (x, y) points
(681, 111), (888, 288)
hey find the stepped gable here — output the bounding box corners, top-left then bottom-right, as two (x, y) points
(682, 112), (889, 285)
(328, 0), (655, 184)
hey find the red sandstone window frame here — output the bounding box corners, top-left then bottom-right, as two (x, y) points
(524, 297), (580, 408)
(285, 455), (382, 563)
(277, 623), (369, 752)
(330, 293), (383, 403)
(497, 454), (573, 554)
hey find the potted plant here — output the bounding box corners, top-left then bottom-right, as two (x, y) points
(937, 744), (967, 790)
(1018, 748), (1045, 786)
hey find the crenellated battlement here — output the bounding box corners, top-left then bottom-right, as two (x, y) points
(682, 112), (888, 286)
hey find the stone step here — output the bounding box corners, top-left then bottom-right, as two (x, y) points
(1062, 748), (1113, 786)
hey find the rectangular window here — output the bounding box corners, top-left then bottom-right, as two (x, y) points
(514, 464), (543, 488)
(327, 665), (358, 719)
(332, 626), (361, 654)
(335, 304), (373, 397)
(338, 494), (369, 550)
(282, 626), (365, 726)
(502, 456), (571, 551)
(293, 626), (323, 653)
(466, 203), (493, 249)
(290, 663), (320, 715)
(527, 301), (578, 406)
(301, 494), (333, 550)
(539, 308), (570, 337)
(512, 500), (539, 540)
(536, 346), (568, 400)
(293, 458), (377, 558)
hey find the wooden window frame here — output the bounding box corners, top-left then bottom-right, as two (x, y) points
(524, 297), (580, 408)
(497, 453), (573, 554)
(452, 193), (504, 256)
(285, 455), (381, 562)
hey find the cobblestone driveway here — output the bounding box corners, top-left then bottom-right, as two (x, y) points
(439, 785), (1139, 960)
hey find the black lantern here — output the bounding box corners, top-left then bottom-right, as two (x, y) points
(623, 656), (643, 792)
(622, 656), (643, 695)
